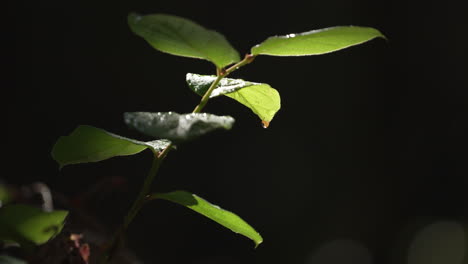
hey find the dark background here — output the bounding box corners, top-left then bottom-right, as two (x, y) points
(6, 0), (468, 263)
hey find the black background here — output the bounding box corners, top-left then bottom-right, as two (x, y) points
(6, 0), (468, 263)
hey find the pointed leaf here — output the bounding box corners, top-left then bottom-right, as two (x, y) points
(251, 26), (385, 56)
(52, 125), (171, 168)
(124, 112), (235, 141)
(128, 13), (240, 68)
(186, 73), (281, 125)
(150, 191), (263, 247)
(0, 204), (68, 246)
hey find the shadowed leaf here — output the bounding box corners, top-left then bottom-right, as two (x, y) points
(128, 13), (240, 68)
(0, 255), (27, 264)
(0, 204), (68, 246)
(52, 125), (171, 168)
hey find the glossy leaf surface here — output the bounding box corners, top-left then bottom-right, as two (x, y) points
(52, 125), (170, 168)
(0, 204), (68, 246)
(186, 73), (280, 125)
(251, 26), (385, 56)
(128, 13), (240, 68)
(151, 191), (263, 247)
(124, 112), (234, 141)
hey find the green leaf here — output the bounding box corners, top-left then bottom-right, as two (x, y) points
(124, 112), (235, 141)
(151, 191), (263, 247)
(251, 26), (385, 56)
(52, 125), (171, 168)
(128, 13), (240, 68)
(0, 184), (12, 206)
(186, 73), (281, 127)
(0, 255), (27, 264)
(0, 204), (68, 246)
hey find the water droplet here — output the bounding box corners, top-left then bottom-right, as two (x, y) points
(261, 120), (269, 128)
(286, 33), (296, 38)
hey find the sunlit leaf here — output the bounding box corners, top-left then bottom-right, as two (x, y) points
(128, 13), (240, 68)
(0, 204), (68, 246)
(150, 191), (263, 247)
(52, 125), (171, 168)
(124, 112), (234, 141)
(186, 73), (280, 126)
(251, 26), (385, 56)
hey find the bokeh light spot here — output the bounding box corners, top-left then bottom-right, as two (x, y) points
(306, 239), (372, 264)
(408, 221), (466, 264)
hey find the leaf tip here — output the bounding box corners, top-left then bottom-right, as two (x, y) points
(51, 140), (64, 170)
(380, 32), (389, 41)
(366, 27), (387, 42)
(127, 12), (143, 30)
(261, 120), (270, 129)
(55, 158), (68, 170)
(128, 12), (141, 21)
(254, 236), (263, 249)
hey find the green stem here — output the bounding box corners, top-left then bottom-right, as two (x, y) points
(192, 73), (224, 113)
(123, 147), (169, 228)
(224, 54), (256, 76)
(102, 53), (256, 263)
(101, 147), (171, 263)
(193, 54), (256, 113)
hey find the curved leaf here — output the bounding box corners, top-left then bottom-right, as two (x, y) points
(124, 112), (235, 141)
(128, 13), (240, 68)
(52, 125), (171, 168)
(0, 204), (68, 246)
(186, 73), (280, 126)
(150, 191), (263, 247)
(251, 26), (385, 56)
